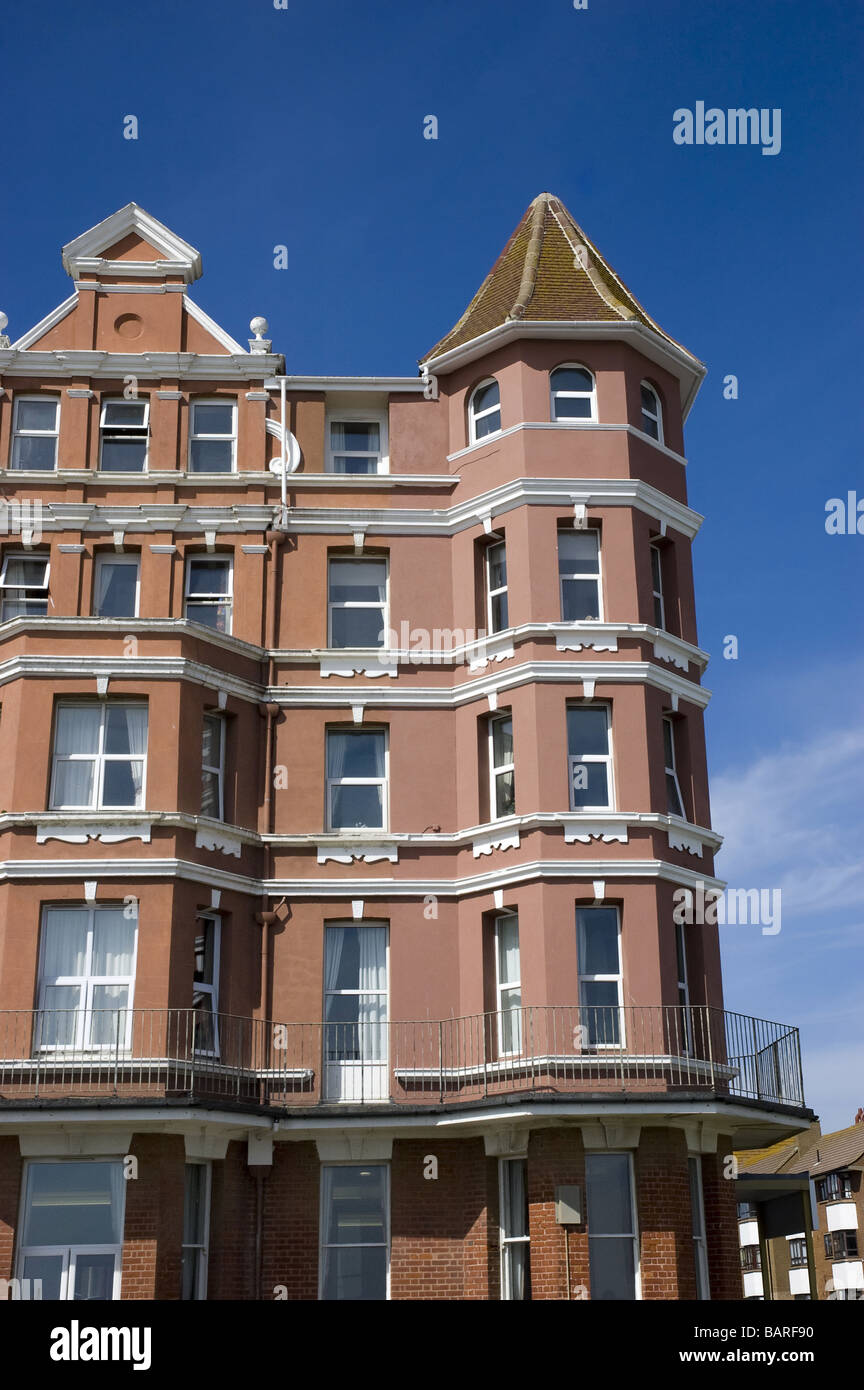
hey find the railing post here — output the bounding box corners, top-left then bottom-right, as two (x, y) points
(706, 1006), (715, 1091)
(113, 1013), (121, 1098)
(438, 1020), (444, 1105)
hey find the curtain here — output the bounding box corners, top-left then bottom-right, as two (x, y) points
(41, 909), (88, 978)
(358, 927), (387, 1063)
(497, 916), (520, 987)
(55, 706), (100, 756)
(324, 927), (346, 995)
(92, 910), (135, 976)
(115, 705), (148, 755)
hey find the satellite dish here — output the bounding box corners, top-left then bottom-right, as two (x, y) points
(268, 430), (301, 475)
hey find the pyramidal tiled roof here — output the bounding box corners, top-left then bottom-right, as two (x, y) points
(740, 1122), (864, 1177)
(422, 192), (687, 363)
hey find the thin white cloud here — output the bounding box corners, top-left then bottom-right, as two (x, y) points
(710, 728), (864, 916)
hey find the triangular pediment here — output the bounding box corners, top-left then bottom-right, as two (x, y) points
(61, 203), (202, 283)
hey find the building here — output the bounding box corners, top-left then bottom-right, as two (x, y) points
(0, 195), (812, 1301)
(736, 1116), (864, 1300)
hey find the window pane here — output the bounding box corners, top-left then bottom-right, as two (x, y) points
(55, 705), (101, 757)
(187, 560), (229, 596)
(194, 922), (216, 985)
(331, 455), (376, 474)
(567, 706), (609, 756)
(202, 716), (222, 768)
(22, 1254), (63, 1300)
(331, 784), (383, 830)
(641, 385), (657, 414)
(186, 602), (230, 630)
(331, 423), (379, 453)
(589, 1237), (636, 1300)
(96, 561), (137, 618)
(91, 912), (135, 975)
(472, 381), (499, 415)
(89, 985), (129, 1045)
(51, 761), (95, 807)
(17, 399), (58, 432)
(586, 1154), (633, 1234)
(327, 731), (385, 779)
(495, 769), (516, 817)
(190, 440), (232, 472)
(554, 395), (592, 419)
(570, 758), (608, 808)
(487, 544), (507, 591)
(102, 760), (142, 807)
(500, 994), (522, 1052)
(100, 438), (146, 472)
(492, 717), (513, 767)
(330, 608), (386, 648)
(561, 579), (600, 621)
(323, 1166), (387, 1246)
(491, 592), (509, 632)
(193, 404), (234, 436)
(39, 985), (82, 1046)
(73, 1253), (115, 1301)
(503, 1160), (528, 1239)
(580, 982), (621, 1044)
(553, 368), (593, 393)
(496, 916), (520, 986)
(558, 530), (599, 573)
(321, 1245), (387, 1301)
(3, 556), (49, 588)
(666, 772), (684, 817)
(11, 436), (57, 469)
(23, 1162), (121, 1245)
(105, 705), (147, 755)
(577, 908), (620, 976)
(663, 720), (675, 769)
(103, 402), (146, 427)
(329, 560), (386, 604)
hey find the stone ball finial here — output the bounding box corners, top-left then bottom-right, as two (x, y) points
(250, 316), (269, 339)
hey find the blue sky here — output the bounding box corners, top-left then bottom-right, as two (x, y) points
(2, 0), (862, 1130)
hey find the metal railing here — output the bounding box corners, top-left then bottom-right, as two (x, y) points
(0, 1005), (806, 1109)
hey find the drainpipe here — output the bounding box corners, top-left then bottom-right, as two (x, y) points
(253, 1166), (266, 1300)
(257, 528), (286, 1022)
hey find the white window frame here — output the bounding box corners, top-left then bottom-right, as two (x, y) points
(93, 553), (140, 619)
(675, 920), (694, 1056)
(98, 398), (149, 473)
(468, 378), (501, 444)
(35, 904), (139, 1053)
(327, 555), (389, 649)
(49, 700), (148, 811)
(0, 552), (50, 621)
(494, 911), (522, 1057)
(664, 716), (685, 819)
(650, 543), (665, 630)
(499, 1158), (530, 1300)
(325, 412), (389, 474)
(325, 727), (389, 832)
(688, 1155), (711, 1300)
(488, 713), (515, 821)
(577, 905), (624, 1051)
(558, 526), (603, 622)
(318, 1162), (390, 1301)
(567, 701), (614, 812)
(586, 1152), (641, 1300)
(485, 539), (509, 635)
(192, 912), (221, 1057)
(188, 399), (237, 473)
(10, 395), (60, 471)
(550, 364), (597, 423)
(201, 713), (226, 820)
(181, 1160), (212, 1301)
(640, 381), (663, 443)
(184, 555), (233, 634)
(15, 1159), (125, 1301)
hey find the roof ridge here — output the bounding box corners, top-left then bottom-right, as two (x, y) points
(508, 194), (548, 321)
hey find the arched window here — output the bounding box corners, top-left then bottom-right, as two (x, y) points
(640, 382), (663, 442)
(550, 365), (596, 422)
(468, 379), (501, 443)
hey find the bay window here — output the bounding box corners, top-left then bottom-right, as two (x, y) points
(586, 1153), (639, 1300)
(558, 528), (602, 621)
(567, 703), (613, 810)
(320, 1164), (389, 1300)
(201, 713), (226, 819)
(577, 906), (623, 1047)
(324, 923), (388, 1102)
(328, 557), (387, 648)
(468, 379), (501, 443)
(494, 912), (522, 1056)
(35, 905), (137, 1051)
(192, 914), (220, 1056)
(499, 1159), (530, 1300)
(489, 713), (515, 818)
(50, 702), (147, 810)
(550, 365), (596, 421)
(17, 1161), (124, 1300)
(485, 540), (509, 634)
(326, 728), (387, 831)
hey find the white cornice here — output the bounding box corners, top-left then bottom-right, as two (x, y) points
(0, 349), (283, 380)
(277, 476), (703, 540)
(264, 376), (424, 393)
(421, 320), (706, 419)
(446, 421), (688, 468)
(0, 650), (265, 701)
(9, 502), (275, 532)
(0, 854), (724, 897)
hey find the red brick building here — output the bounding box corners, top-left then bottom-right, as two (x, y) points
(0, 195), (811, 1300)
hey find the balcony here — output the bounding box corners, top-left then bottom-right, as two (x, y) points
(0, 1005), (805, 1113)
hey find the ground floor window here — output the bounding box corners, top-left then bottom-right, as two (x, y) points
(319, 1164), (388, 1300)
(17, 1160), (124, 1300)
(586, 1152), (639, 1299)
(181, 1161), (211, 1300)
(688, 1155), (711, 1299)
(499, 1158), (530, 1299)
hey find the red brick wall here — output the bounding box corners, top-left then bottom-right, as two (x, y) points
(526, 1130), (588, 1300)
(390, 1138), (496, 1300)
(259, 1141), (319, 1301)
(121, 1134), (185, 1300)
(208, 1139), (257, 1299)
(702, 1138), (743, 1300)
(0, 1137), (22, 1282)
(635, 1128), (696, 1299)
